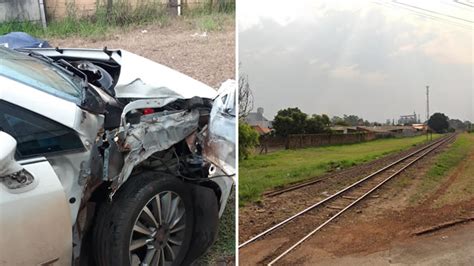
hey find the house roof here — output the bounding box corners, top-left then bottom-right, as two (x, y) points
(412, 124), (427, 130)
(252, 125), (272, 135)
(330, 126), (358, 131)
(357, 126), (390, 133)
(357, 125), (417, 133)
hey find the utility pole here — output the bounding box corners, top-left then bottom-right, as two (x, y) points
(426, 85), (430, 141)
(426, 85), (430, 122)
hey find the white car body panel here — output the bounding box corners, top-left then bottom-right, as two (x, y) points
(0, 160), (72, 266)
(205, 80), (236, 216)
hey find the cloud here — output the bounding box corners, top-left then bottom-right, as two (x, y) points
(328, 64), (388, 84)
(239, 0), (474, 122)
(420, 31), (473, 65)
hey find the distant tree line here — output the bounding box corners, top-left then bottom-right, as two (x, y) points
(272, 108), (384, 137)
(330, 114), (379, 127)
(273, 108), (472, 137)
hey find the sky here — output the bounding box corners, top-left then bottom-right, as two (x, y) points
(239, 0), (474, 123)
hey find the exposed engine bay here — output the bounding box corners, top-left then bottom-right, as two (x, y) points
(39, 52), (234, 199)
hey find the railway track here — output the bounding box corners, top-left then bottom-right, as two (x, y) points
(239, 134), (456, 265)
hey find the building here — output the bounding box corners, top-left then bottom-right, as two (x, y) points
(251, 125), (272, 135)
(245, 107), (272, 129)
(357, 125), (420, 137)
(398, 111), (420, 125)
(412, 124), (427, 131)
(330, 126), (358, 134)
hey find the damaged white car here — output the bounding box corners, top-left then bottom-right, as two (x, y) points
(0, 46), (235, 265)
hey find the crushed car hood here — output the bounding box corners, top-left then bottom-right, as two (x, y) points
(24, 48), (218, 100)
(114, 51), (218, 99)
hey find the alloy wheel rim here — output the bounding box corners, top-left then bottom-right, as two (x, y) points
(129, 191), (186, 266)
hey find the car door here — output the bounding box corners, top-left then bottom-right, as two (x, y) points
(0, 100), (74, 266)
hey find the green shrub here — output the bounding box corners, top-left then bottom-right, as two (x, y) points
(239, 121), (259, 160)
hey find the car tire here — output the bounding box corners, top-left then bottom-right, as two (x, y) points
(92, 172), (194, 266)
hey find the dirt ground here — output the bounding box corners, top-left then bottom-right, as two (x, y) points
(49, 22), (235, 88)
(296, 222), (474, 266)
(239, 135), (474, 265)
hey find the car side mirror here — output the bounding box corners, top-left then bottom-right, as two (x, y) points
(0, 131), (23, 177)
(0, 132), (37, 193)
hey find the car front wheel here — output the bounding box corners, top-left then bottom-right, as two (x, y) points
(93, 172), (194, 266)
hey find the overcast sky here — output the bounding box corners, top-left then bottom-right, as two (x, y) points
(239, 0), (473, 123)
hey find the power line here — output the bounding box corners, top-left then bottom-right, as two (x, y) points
(372, 1), (473, 30)
(454, 0), (474, 8)
(392, 0), (474, 23)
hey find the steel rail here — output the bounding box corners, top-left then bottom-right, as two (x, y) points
(267, 134), (455, 265)
(239, 135), (450, 249)
(263, 176), (328, 197)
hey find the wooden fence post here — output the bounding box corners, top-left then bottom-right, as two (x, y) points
(106, 0), (113, 20)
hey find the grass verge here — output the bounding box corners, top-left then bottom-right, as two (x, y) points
(239, 135), (441, 206)
(410, 133), (474, 206)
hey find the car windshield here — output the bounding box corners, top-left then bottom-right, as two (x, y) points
(0, 47), (82, 102)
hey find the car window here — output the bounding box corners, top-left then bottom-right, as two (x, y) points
(0, 47), (82, 103)
(0, 100), (84, 159)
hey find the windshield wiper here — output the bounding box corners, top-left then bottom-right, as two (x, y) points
(15, 48), (55, 64)
(16, 49), (88, 87)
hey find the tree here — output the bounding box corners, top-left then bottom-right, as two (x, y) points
(464, 120), (472, 132)
(238, 70), (254, 119)
(449, 119), (466, 131)
(321, 114), (331, 127)
(331, 116), (348, 126)
(428, 113), (449, 133)
(306, 114), (330, 134)
(273, 107), (307, 137)
(239, 122), (259, 160)
(343, 114), (363, 126)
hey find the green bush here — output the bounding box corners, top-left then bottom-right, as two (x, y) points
(239, 121), (259, 160)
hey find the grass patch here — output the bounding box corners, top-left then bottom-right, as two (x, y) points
(0, 0), (234, 39)
(239, 135), (441, 206)
(197, 187), (235, 264)
(0, 1), (168, 38)
(410, 133), (474, 205)
(183, 0), (235, 16)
